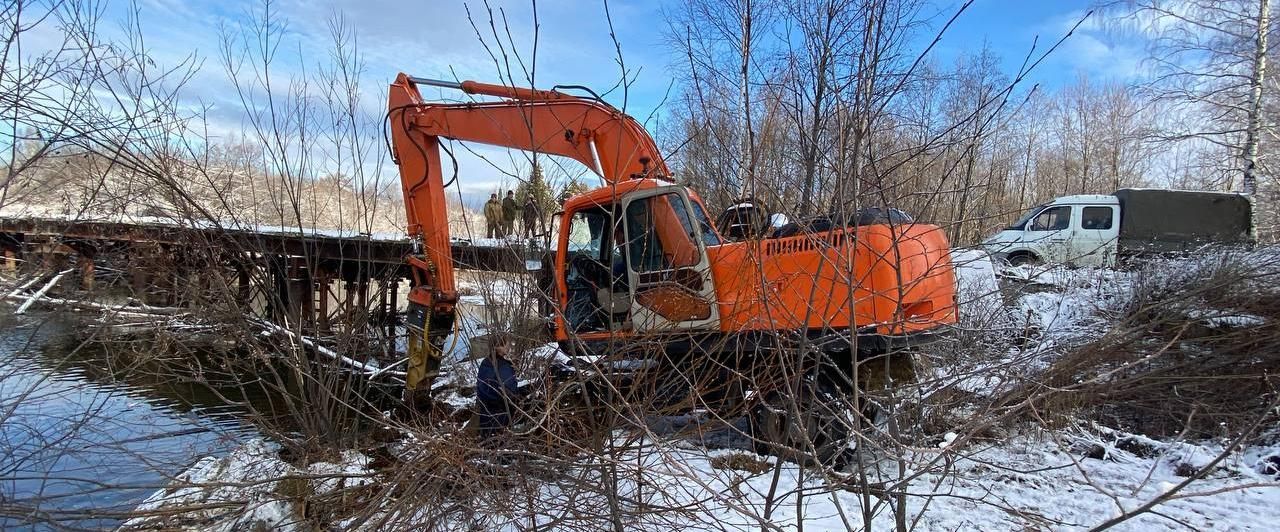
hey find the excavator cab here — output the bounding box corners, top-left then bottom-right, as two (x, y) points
(555, 182), (720, 345)
(620, 186), (720, 331)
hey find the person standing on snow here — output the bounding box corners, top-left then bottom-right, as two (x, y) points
(483, 193), (503, 239)
(475, 335), (522, 442)
(501, 190), (519, 237)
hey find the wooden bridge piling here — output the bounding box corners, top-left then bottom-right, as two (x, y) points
(1, 216), (539, 361)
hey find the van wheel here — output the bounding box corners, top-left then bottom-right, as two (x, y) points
(1006, 253), (1040, 267)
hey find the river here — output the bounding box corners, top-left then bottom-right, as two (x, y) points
(0, 272), (516, 530)
(0, 313), (263, 531)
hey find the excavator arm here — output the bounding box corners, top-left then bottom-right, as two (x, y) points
(387, 72), (669, 401)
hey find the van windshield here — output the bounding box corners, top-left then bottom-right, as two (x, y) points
(1008, 205), (1046, 230)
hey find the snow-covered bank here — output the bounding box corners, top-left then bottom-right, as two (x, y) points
(646, 428), (1280, 531)
(123, 425), (1280, 531)
(122, 248), (1280, 530)
(121, 439), (375, 531)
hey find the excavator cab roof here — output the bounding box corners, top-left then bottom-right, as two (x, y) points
(559, 178), (722, 243)
(562, 178), (665, 211)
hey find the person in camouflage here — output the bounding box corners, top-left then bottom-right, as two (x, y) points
(501, 190), (518, 237)
(483, 193), (502, 239)
(522, 195), (540, 239)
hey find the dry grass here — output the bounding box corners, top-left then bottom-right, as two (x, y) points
(998, 249), (1280, 439)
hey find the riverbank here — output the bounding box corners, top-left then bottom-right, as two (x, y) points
(6, 249), (1280, 530)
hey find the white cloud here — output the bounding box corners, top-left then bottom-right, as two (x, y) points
(1031, 8), (1153, 84)
(1054, 31), (1147, 82)
(116, 0), (668, 193)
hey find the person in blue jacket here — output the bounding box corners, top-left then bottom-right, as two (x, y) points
(476, 335), (522, 442)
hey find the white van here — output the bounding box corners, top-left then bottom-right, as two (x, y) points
(982, 194), (1120, 267)
(982, 189), (1252, 268)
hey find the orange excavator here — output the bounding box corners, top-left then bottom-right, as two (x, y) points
(388, 73), (956, 447)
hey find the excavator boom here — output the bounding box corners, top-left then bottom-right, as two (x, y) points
(390, 74), (670, 258)
(387, 72), (670, 400)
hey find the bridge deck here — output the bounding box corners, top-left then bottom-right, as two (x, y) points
(0, 215), (540, 276)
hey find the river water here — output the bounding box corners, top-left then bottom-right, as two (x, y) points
(0, 313), (263, 530)
(0, 272), (515, 530)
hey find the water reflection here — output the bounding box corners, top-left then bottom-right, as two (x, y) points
(0, 314), (261, 530)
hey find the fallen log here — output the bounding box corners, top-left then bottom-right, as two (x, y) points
(15, 269), (71, 314)
(6, 275), (45, 299)
(247, 317), (407, 382)
(3, 291), (188, 318)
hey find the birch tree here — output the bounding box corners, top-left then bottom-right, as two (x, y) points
(1128, 0), (1275, 195)
(666, 0), (774, 204)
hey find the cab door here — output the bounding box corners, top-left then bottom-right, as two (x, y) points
(1025, 205), (1074, 264)
(1074, 204), (1120, 267)
(619, 187), (719, 332)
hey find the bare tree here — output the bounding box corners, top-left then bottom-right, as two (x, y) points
(6, 1), (1280, 530)
(1124, 0), (1275, 194)
(666, 0), (776, 206)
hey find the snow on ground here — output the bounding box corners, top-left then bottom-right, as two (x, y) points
(120, 439), (375, 531)
(129, 424), (1280, 531)
(951, 248), (1129, 345)
(894, 432), (1280, 531)
(126, 249), (1280, 530)
(621, 430), (1280, 531)
(1010, 267), (1131, 344)
(937, 253), (1142, 398)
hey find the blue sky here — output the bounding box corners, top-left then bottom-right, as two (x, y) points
(106, 0), (1140, 197)
(932, 1), (1143, 85)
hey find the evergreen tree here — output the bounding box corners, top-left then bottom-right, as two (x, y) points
(558, 175), (592, 203)
(515, 162), (556, 225)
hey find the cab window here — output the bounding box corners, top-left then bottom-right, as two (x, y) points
(690, 199), (722, 246)
(624, 193), (701, 273)
(1028, 206), (1071, 232)
(1081, 206), (1113, 230)
(563, 206), (622, 332)
(566, 210), (607, 257)
(1009, 205), (1045, 231)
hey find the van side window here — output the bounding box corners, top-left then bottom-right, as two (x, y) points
(1028, 206), (1071, 231)
(1081, 206), (1113, 230)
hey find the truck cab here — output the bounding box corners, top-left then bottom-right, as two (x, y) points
(982, 194), (1121, 268)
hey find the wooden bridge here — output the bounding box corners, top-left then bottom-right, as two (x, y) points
(0, 215), (541, 339)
